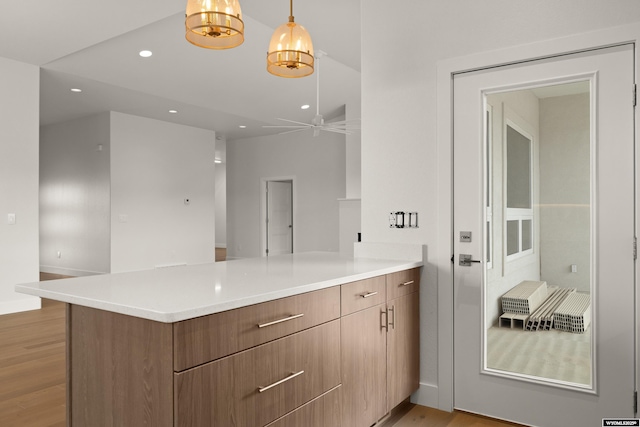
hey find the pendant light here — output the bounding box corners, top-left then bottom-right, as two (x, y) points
(267, 0), (314, 78)
(185, 0), (244, 50)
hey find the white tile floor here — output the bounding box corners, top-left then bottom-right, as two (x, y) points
(486, 325), (591, 386)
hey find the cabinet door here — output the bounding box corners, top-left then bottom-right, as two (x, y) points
(386, 291), (420, 411)
(341, 304), (387, 427)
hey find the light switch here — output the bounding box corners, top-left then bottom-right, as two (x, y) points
(7, 213), (15, 225)
(571, 264), (578, 273)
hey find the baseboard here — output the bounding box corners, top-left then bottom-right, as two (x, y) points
(39, 265), (105, 277)
(0, 296), (41, 315)
(411, 382), (439, 409)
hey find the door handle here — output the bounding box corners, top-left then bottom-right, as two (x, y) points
(459, 254), (482, 267)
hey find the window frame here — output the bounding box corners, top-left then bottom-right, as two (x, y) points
(504, 118), (534, 262)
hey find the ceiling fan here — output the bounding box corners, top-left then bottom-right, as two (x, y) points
(263, 51), (360, 137)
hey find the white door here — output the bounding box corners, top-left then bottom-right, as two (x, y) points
(453, 44), (635, 426)
(266, 180), (293, 256)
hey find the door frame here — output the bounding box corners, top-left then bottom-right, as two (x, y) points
(260, 176), (296, 257)
(435, 24), (640, 412)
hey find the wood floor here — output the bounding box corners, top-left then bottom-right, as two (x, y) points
(0, 299), (66, 427)
(0, 274), (516, 427)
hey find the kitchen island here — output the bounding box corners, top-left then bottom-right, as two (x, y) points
(16, 251), (422, 426)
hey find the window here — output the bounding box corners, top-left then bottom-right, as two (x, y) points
(485, 105), (493, 268)
(505, 122), (533, 260)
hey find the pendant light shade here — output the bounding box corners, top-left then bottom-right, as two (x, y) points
(185, 0), (244, 50)
(267, 0), (314, 78)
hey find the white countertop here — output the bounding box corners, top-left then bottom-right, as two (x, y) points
(16, 252), (422, 323)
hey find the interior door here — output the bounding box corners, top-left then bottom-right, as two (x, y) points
(453, 44), (635, 426)
(266, 180), (293, 256)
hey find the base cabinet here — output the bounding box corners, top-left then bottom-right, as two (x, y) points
(174, 320), (341, 426)
(387, 291), (420, 410)
(341, 268), (421, 427)
(66, 268), (420, 427)
(341, 304), (387, 426)
(264, 386), (342, 427)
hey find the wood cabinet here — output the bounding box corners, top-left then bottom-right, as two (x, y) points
(173, 286), (340, 371)
(264, 386), (342, 427)
(341, 302), (387, 426)
(68, 305), (174, 427)
(66, 267), (420, 427)
(175, 320), (341, 426)
(387, 290), (420, 410)
(341, 268), (421, 427)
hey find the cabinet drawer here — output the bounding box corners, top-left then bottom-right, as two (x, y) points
(174, 320), (341, 427)
(387, 268), (421, 300)
(265, 386), (342, 427)
(173, 286), (340, 371)
(341, 275), (386, 316)
(237, 286), (340, 351)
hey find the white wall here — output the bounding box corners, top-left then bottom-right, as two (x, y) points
(227, 130), (345, 259)
(215, 137), (227, 249)
(338, 199), (361, 256)
(40, 113), (111, 276)
(540, 93), (590, 291)
(0, 57), (40, 314)
(345, 99), (362, 199)
(215, 161), (227, 248)
(110, 112), (216, 272)
(361, 0), (640, 408)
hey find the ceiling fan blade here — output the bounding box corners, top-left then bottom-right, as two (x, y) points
(323, 124), (358, 131)
(274, 118), (313, 126)
(320, 127), (352, 135)
(263, 125), (310, 128)
(266, 53), (362, 137)
(324, 119), (361, 126)
(323, 124), (350, 129)
(278, 128), (311, 135)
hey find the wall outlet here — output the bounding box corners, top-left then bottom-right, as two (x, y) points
(57, 250), (61, 259)
(7, 213), (16, 225)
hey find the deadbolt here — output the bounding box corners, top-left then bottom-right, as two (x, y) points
(460, 231), (472, 242)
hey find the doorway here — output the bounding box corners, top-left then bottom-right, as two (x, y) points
(453, 44), (635, 425)
(262, 179), (293, 256)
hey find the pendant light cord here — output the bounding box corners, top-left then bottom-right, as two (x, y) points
(289, 0), (294, 22)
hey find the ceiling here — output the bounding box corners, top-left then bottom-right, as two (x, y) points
(0, 0), (361, 141)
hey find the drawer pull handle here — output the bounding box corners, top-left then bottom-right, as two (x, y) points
(401, 280), (414, 287)
(360, 291), (378, 298)
(258, 370), (305, 393)
(258, 313), (304, 328)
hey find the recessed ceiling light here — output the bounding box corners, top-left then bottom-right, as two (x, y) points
(139, 50), (153, 58)
(70, 88), (82, 93)
(239, 125), (247, 129)
(301, 104), (310, 110)
(169, 109), (178, 114)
